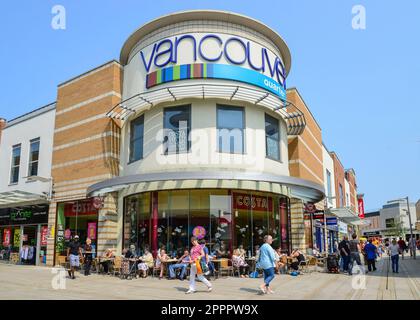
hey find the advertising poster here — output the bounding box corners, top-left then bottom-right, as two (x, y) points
(14, 229), (20, 247)
(41, 226), (48, 246)
(56, 205), (65, 252)
(87, 222), (97, 240)
(192, 226), (206, 239)
(3, 228), (11, 246)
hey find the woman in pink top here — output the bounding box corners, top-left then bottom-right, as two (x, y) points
(186, 236), (212, 294)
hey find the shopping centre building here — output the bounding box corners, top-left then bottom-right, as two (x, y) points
(0, 10), (366, 266)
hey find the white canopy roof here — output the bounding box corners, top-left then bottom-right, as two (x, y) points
(0, 190), (48, 208)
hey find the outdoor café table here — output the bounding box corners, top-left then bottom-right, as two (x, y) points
(162, 258), (178, 277)
(210, 259), (223, 279)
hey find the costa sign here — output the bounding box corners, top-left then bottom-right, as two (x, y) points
(233, 193), (273, 212)
(137, 33), (287, 98)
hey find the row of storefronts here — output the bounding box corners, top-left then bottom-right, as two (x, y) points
(0, 10), (365, 266)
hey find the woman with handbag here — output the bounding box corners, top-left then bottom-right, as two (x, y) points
(186, 236), (212, 294)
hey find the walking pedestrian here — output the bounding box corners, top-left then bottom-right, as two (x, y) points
(338, 236), (351, 273)
(257, 235), (277, 294)
(388, 239), (400, 273)
(408, 237), (416, 257)
(186, 236), (212, 294)
(66, 235), (83, 279)
(348, 233), (365, 275)
(363, 239), (377, 272)
(83, 238), (93, 276)
(397, 237), (406, 260)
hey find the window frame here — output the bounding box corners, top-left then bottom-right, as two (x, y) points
(10, 144), (21, 184)
(216, 104), (246, 154)
(264, 113), (281, 161)
(326, 169), (332, 202)
(338, 183), (344, 207)
(129, 114), (145, 164)
(163, 104), (191, 155)
(27, 137), (40, 177)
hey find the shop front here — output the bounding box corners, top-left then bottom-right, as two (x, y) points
(54, 198), (99, 264)
(87, 10), (325, 257)
(0, 204), (49, 265)
(124, 189), (290, 257)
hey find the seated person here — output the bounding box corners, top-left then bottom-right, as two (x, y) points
(156, 248), (169, 279)
(137, 246), (154, 278)
(289, 248), (306, 271)
(214, 241), (228, 258)
(237, 245), (246, 258)
(168, 250), (190, 280)
(232, 248), (249, 278)
(100, 248), (114, 274)
(274, 247), (286, 274)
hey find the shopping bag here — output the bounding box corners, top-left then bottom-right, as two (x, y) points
(249, 270), (259, 278)
(195, 259), (203, 275)
(200, 259), (210, 275)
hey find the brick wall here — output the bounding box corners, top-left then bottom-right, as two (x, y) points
(287, 88), (324, 187)
(46, 61), (123, 266)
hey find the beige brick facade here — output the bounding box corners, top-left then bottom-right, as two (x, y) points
(46, 61), (122, 266)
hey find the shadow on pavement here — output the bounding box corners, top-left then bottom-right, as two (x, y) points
(239, 287), (264, 295)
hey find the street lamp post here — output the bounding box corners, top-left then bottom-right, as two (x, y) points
(404, 197), (416, 259)
(389, 197), (416, 260)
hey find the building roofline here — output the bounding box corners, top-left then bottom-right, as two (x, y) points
(4, 102), (56, 129)
(345, 168), (356, 176)
(286, 87), (322, 132)
(57, 60), (121, 88)
(119, 10), (292, 76)
(329, 151), (345, 170)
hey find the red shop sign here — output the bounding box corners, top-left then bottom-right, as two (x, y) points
(358, 198), (365, 219)
(41, 226), (48, 246)
(3, 228), (11, 246)
(64, 198), (99, 217)
(233, 193), (273, 212)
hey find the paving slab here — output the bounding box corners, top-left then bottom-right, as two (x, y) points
(0, 255), (418, 300)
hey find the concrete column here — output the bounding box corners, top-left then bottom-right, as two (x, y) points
(36, 224), (41, 266)
(97, 192), (119, 257)
(289, 198), (307, 251)
(46, 201), (57, 266)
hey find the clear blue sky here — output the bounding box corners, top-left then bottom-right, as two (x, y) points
(0, 0), (419, 210)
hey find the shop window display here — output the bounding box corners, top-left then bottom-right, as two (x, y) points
(123, 189), (291, 258)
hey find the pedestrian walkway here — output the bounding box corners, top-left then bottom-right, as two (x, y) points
(0, 255), (418, 300)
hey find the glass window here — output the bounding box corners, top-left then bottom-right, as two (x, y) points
(385, 218), (395, 228)
(10, 144), (21, 184)
(339, 184), (344, 207)
(129, 115), (144, 162)
(124, 193), (151, 253)
(217, 105), (244, 154)
(167, 190), (190, 257)
(163, 105), (191, 154)
(265, 114), (280, 160)
(326, 169), (332, 201)
(28, 138), (40, 177)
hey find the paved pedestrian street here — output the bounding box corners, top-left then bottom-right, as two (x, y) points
(0, 256), (418, 300)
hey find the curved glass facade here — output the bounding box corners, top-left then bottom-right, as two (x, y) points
(123, 189), (291, 257)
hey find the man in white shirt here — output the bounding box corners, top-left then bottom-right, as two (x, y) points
(388, 239), (400, 273)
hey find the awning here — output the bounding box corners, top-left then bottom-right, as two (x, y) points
(0, 190), (48, 208)
(106, 83), (306, 136)
(87, 170), (325, 203)
(327, 207), (367, 225)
